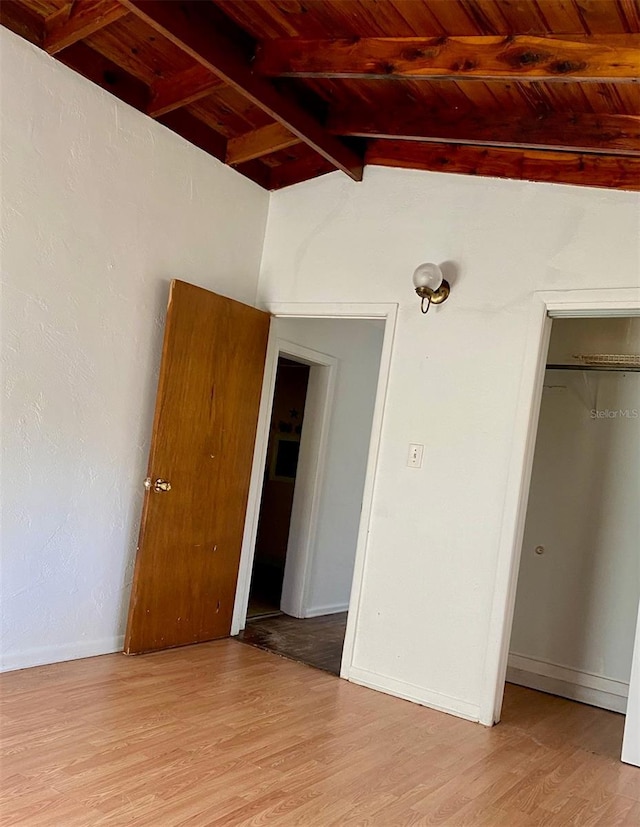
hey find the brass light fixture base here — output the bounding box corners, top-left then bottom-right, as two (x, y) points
(415, 279), (450, 305)
(415, 279), (451, 313)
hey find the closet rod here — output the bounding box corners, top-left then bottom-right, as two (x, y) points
(546, 364), (640, 373)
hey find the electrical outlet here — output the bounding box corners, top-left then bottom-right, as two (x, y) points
(407, 443), (424, 468)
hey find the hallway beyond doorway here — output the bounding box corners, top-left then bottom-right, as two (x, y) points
(237, 612), (347, 675)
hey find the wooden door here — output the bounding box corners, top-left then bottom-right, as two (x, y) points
(124, 280), (270, 654)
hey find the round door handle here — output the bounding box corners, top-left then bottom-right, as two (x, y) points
(144, 478), (172, 492)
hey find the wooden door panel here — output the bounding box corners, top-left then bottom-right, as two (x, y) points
(125, 280), (270, 654)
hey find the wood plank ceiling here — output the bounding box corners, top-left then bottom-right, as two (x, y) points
(2, 1), (639, 191)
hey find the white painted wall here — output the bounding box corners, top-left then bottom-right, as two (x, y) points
(509, 319), (640, 713)
(258, 166), (640, 720)
(0, 29), (269, 671)
(274, 318), (384, 616)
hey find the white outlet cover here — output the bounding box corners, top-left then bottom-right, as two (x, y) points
(408, 443), (424, 468)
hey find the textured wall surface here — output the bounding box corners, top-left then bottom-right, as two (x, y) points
(259, 165), (640, 720)
(0, 29), (269, 670)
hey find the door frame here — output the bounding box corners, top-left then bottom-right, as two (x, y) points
(479, 287), (640, 728)
(278, 342), (337, 619)
(236, 337), (339, 622)
(232, 302), (398, 681)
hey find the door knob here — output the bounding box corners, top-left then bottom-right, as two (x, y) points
(144, 478), (172, 493)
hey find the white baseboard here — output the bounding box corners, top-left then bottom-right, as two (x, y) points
(0, 636), (125, 673)
(507, 653), (628, 714)
(302, 602), (349, 618)
(346, 665), (480, 722)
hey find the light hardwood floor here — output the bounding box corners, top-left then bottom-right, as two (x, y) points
(1, 640), (638, 826)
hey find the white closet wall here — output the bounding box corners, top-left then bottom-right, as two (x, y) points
(508, 318), (640, 712)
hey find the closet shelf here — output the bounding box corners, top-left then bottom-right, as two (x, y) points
(546, 364), (640, 373)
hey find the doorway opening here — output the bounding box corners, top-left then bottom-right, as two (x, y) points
(235, 315), (388, 676)
(499, 313), (640, 766)
(246, 356), (311, 620)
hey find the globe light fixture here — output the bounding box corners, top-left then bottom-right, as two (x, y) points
(412, 262), (451, 314)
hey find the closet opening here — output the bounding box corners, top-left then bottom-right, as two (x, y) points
(504, 316), (640, 765)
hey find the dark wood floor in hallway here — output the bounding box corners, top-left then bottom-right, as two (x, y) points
(1, 639), (638, 826)
(237, 612), (347, 675)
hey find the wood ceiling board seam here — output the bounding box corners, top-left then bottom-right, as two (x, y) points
(212, 84), (277, 130)
(570, 0), (631, 34)
(20, 0), (68, 15)
(450, 77), (502, 111)
(532, 1), (588, 34)
(412, 0), (478, 36)
(492, 79), (542, 114)
(147, 65), (224, 118)
(481, 0), (551, 34)
(185, 99), (255, 141)
(402, 76), (469, 110)
(617, 0), (640, 32)
(513, 79), (556, 115)
(334, 0), (417, 37)
(213, 0), (301, 39)
(601, 81), (640, 114)
(44, 0), (128, 55)
(458, 0), (511, 36)
(260, 0), (385, 38)
(539, 76), (595, 115)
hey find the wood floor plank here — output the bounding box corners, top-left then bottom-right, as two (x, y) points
(0, 639), (637, 826)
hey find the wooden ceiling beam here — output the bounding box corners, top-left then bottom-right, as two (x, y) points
(329, 110), (640, 157)
(365, 140), (640, 191)
(227, 123), (301, 165)
(44, 1), (128, 55)
(256, 35), (640, 83)
(119, 1), (363, 180)
(148, 65), (223, 118)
